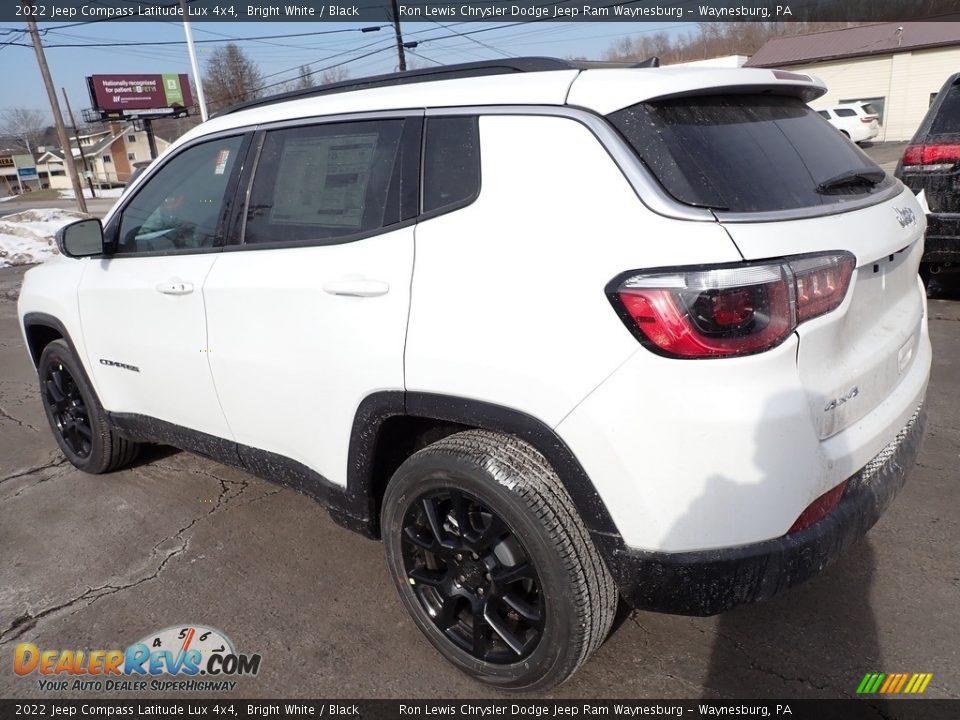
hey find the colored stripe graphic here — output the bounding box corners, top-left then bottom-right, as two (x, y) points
(857, 672), (933, 694)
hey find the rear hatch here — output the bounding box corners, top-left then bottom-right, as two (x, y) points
(896, 76), (960, 214)
(604, 88), (925, 439)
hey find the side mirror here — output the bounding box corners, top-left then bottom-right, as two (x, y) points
(56, 218), (104, 259)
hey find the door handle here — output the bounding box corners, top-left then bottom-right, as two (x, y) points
(322, 279), (390, 297)
(156, 279), (194, 295)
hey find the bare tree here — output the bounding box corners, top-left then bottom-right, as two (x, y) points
(319, 66), (350, 86)
(295, 64), (315, 89)
(202, 44), (265, 112)
(1, 108), (49, 154)
(600, 22), (873, 66)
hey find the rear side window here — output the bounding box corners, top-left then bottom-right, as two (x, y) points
(817, 110), (830, 119)
(609, 94), (892, 213)
(422, 116), (480, 214)
(834, 108), (857, 117)
(930, 83), (960, 135)
(244, 119), (405, 245)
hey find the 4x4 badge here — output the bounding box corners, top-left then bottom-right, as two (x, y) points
(893, 207), (917, 228)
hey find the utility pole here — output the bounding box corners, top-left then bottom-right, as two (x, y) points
(143, 118), (159, 159)
(23, 9), (87, 213)
(390, 0), (407, 71)
(61, 88), (96, 199)
(180, 0), (209, 121)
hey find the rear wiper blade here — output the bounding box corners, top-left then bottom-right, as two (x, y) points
(816, 169), (886, 194)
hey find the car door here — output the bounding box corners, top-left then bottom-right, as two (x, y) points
(203, 114), (421, 488)
(78, 133), (250, 439)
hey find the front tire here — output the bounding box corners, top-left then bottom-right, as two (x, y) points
(38, 339), (140, 473)
(381, 430), (617, 691)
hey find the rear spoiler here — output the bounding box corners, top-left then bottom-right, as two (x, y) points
(567, 68), (827, 115)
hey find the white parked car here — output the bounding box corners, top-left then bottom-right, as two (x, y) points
(816, 102), (882, 143)
(18, 59), (930, 691)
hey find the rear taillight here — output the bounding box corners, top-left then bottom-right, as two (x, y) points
(610, 252), (856, 359)
(860, 116), (875, 123)
(901, 143), (960, 172)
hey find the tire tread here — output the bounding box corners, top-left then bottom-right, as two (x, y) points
(413, 430), (617, 688)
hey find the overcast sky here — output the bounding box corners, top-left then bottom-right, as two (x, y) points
(3, 21), (685, 123)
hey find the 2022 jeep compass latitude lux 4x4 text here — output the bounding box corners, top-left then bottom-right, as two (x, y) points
(18, 58), (930, 691)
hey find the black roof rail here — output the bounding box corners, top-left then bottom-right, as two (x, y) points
(217, 57), (577, 117)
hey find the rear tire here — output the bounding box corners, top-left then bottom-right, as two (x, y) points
(381, 430), (617, 691)
(38, 339), (140, 473)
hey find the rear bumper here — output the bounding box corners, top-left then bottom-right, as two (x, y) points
(602, 403), (925, 616)
(922, 214), (960, 263)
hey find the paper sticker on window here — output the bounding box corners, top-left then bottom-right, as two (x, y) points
(214, 149), (230, 175)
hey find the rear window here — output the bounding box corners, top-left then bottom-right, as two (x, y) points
(930, 83), (960, 135)
(609, 94), (892, 213)
(861, 103), (880, 116)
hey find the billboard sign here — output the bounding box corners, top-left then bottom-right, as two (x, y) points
(88, 74), (192, 117)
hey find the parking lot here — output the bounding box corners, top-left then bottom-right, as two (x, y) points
(1, 147), (958, 700)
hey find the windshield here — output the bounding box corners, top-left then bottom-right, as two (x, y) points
(609, 94), (893, 213)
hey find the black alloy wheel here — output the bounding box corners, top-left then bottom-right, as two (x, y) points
(43, 360), (93, 458)
(382, 430), (618, 691)
(401, 489), (545, 663)
(37, 339), (140, 473)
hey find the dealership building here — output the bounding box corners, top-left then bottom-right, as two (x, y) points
(746, 21), (960, 142)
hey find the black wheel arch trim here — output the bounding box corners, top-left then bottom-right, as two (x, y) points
(348, 391), (623, 540)
(22, 313), (94, 384)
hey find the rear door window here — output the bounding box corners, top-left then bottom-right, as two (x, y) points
(834, 108), (857, 117)
(609, 94), (893, 213)
(243, 119), (406, 245)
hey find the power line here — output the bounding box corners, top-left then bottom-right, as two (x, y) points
(4, 26), (389, 48)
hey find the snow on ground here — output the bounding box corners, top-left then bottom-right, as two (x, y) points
(58, 187), (125, 199)
(0, 208), (87, 267)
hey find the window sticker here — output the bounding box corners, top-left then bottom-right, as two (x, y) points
(214, 149), (231, 175)
(269, 133), (378, 229)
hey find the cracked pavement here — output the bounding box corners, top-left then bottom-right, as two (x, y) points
(0, 263), (958, 702)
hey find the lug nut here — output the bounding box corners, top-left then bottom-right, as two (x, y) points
(477, 588), (485, 596)
(458, 575), (465, 583)
(456, 553), (463, 561)
(471, 552), (479, 560)
(485, 573), (492, 581)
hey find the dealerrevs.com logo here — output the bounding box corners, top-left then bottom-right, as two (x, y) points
(14, 624), (261, 693)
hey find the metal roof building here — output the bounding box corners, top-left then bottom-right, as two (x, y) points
(746, 21), (960, 141)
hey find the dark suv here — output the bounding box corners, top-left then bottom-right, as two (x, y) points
(896, 72), (960, 279)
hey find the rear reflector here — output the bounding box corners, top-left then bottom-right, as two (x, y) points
(610, 252), (856, 359)
(788, 480), (848, 534)
(902, 143), (960, 171)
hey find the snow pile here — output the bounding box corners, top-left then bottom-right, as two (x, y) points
(0, 208), (88, 267)
(59, 188), (125, 199)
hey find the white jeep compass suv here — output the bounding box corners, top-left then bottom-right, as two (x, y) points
(18, 58), (930, 691)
